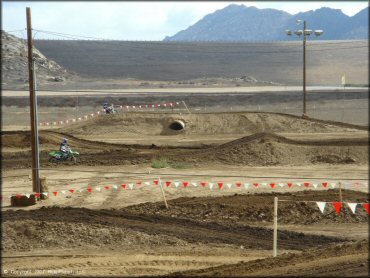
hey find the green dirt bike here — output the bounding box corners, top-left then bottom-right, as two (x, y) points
(48, 149), (80, 163)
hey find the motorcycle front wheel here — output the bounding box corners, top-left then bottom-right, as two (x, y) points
(70, 156), (80, 164)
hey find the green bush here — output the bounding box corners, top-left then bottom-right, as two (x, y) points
(151, 157), (169, 168)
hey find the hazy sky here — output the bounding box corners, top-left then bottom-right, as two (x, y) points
(2, 1), (369, 40)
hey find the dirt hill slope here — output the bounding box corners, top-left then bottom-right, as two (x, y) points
(1, 31), (75, 88)
(62, 112), (366, 137)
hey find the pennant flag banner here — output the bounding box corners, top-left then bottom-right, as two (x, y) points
(38, 101), (181, 127)
(6, 178), (368, 218)
(316, 202), (326, 213)
(332, 202), (342, 214)
(347, 203), (358, 214)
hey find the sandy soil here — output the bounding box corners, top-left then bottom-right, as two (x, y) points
(1, 100), (369, 276)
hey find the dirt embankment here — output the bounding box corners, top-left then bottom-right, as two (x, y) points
(63, 112), (368, 136)
(170, 239), (369, 277)
(1, 112), (368, 169)
(5, 190), (366, 253)
(123, 189), (369, 225)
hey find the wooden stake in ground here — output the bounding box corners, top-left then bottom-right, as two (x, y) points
(158, 177), (169, 209)
(273, 196), (278, 257)
(339, 181), (342, 203)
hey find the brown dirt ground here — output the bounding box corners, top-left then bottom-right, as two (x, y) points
(1, 112), (368, 169)
(1, 111), (369, 277)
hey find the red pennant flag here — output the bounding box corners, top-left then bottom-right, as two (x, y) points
(87, 187), (93, 193)
(121, 183), (126, 189)
(332, 202), (342, 215)
(201, 182), (207, 187)
(16, 194), (23, 199)
(218, 182), (223, 189)
(253, 183), (259, 187)
(270, 183), (275, 188)
(69, 189), (74, 193)
(165, 181), (171, 187)
(304, 182), (310, 188)
(34, 193), (41, 197)
(322, 182), (328, 188)
(53, 191), (58, 196)
(154, 180), (159, 185)
(183, 181), (188, 187)
(236, 182), (242, 187)
(287, 183), (293, 188)
(105, 186), (110, 190)
(363, 203), (370, 215)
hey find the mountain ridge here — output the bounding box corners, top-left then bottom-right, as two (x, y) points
(164, 5), (369, 41)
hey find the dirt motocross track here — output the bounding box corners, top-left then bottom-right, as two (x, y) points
(2, 112), (369, 169)
(2, 110), (369, 277)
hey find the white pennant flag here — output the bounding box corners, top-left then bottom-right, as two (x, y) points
(128, 183), (134, 190)
(209, 183), (214, 190)
(244, 183), (250, 189)
(174, 181), (180, 188)
(42, 192), (48, 197)
(61, 190), (66, 194)
(25, 194), (30, 198)
(191, 182), (198, 187)
(78, 189), (84, 193)
(261, 182), (268, 187)
(312, 183), (318, 189)
(316, 202), (326, 213)
(330, 183), (336, 189)
(226, 183), (232, 189)
(144, 181), (151, 186)
(296, 182), (302, 187)
(113, 185), (118, 190)
(96, 187), (101, 192)
(347, 203), (358, 214)
(278, 183), (285, 188)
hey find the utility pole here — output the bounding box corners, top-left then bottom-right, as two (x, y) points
(285, 21), (323, 118)
(302, 20), (307, 117)
(27, 7), (40, 193)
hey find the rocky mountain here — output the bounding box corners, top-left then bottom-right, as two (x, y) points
(164, 5), (369, 41)
(1, 30), (75, 88)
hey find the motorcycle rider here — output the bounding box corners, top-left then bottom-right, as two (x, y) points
(60, 138), (70, 158)
(103, 102), (115, 114)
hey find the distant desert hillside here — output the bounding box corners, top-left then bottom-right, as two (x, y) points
(33, 39), (368, 85)
(1, 31), (76, 88)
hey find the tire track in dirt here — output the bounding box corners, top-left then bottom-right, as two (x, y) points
(3, 206), (344, 252)
(170, 240), (369, 277)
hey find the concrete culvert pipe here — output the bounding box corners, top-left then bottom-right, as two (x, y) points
(169, 120), (185, 131)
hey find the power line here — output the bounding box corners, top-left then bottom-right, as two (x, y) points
(32, 28), (368, 47)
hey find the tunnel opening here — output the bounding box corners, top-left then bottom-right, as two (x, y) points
(169, 120), (185, 131)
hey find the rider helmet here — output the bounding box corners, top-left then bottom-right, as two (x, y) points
(63, 138), (68, 144)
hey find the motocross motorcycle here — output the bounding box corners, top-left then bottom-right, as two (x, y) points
(48, 149), (80, 163)
(103, 104), (116, 114)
